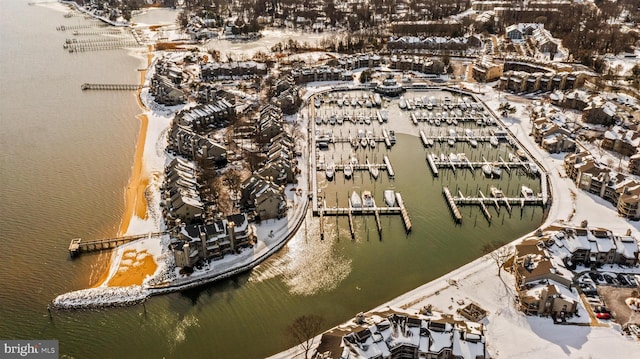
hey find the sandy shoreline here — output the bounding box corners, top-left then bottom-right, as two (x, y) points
(91, 48), (154, 288)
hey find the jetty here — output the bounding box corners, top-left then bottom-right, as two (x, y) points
(383, 155), (395, 178)
(442, 187), (463, 222)
(315, 192), (412, 238)
(68, 232), (164, 257)
(81, 83), (142, 91)
(425, 153), (439, 177)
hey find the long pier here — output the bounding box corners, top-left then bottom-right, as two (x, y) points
(81, 83), (143, 91)
(425, 153), (439, 177)
(442, 187), (463, 222)
(68, 232), (164, 257)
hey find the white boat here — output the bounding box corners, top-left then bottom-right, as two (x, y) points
(314, 97), (321, 108)
(426, 138), (434, 147)
(373, 93), (382, 107)
(361, 138), (369, 148)
(364, 117), (371, 125)
(384, 190), (396, 207)
(362, 191), (374, 207)
(465, 128), (473, 137)
(399, 96), (407, 110)
(448, 138), (455, 147)
(491, 163), (502, 178)
(351, 191), (362, 208)
(369, 138), (376, 149)
(389, 130), (396, 144)
(337, 116), (344, 125)
(351, 98), (357, 107)
(440, 153), (447, 161)
(365, 99), (372, 108)
(452, 119), (459, 126)
(326, 162), (335, 181)
(489, 136), (499, 147)
(380, 110), (389, 122)
(315, 116), (322, 125)
(329, 115), (336, 126)
(482, 163), (492, 176)
(490, 186), (504, 198)
(469, 139), (478, 148)
(344, 163), (353, 179)
(521, 185), (535, 199)
(370, 166), (379, 179)
(337, 99), (344, 107)
(448, 153), (459, 162)
(528, 163), (539, 175)
(434, 119), (441, 126)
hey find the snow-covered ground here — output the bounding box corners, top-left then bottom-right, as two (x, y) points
(272, 82), (640, 358)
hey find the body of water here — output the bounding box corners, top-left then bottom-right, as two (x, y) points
(0, 3), (543, 358)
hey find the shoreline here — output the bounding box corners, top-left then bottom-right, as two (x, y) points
(90, 48), (153, 288)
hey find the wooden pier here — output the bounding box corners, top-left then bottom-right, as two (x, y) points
(442, 187), (463, 222)
(316, 191), (412, 238)
(383, 155), (395, 178)
(68, 232), (164, 257)
(81, 83), (143, 91)
(425, 153), (439, 177)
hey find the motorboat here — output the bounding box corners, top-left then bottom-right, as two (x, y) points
(351, 191), (362, 208)
(491, 163), (502, 178)
(521, 185), (535, 199)
(389, 130), (396, 144)
(434, 119), (441, 126)
(452, 119), (459, 126)
(365, 99), (372, 108)
(399, 96), (407, 110)
(384, 190), (396, 207)
(361, 137), (369, 148)
(370, 166), (379, 179)
(343, 163), (353, 179)
(314, 97), (321, 108)
(448, 138), (455, 147)
(489, 136), (499, 147)
(482, 163), (492, 176)
(369, 138), (376, 149)
(448, 153), (459, 162)
(351, 137), (359, 149)
(469, 139), (478, 148)
(380, 110), (389, 122)
(528, 163), (539, 175)
(315, 116), (322, 126)
(373, 93), (382, 107)
(336, 116), (343, 125)
(426, 138), (435, 147)
(362, 191), (374, 207)
(364, 117), (371, 125)
(329, 115), (336, 126)
(490, 186), (504, 198)
(325, 161), (335, 181)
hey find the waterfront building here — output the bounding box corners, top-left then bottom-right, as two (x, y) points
(601, 125), (640, 157)
(201, 61), (268, 80)
(332, 313), (487, 359)
(499, 70), (581, 93)
(169, 213), (254, 268)
(167, 125), (228, 167)
(240, 175), (287, 220)
(472, 56), (503, 82)
(163, 158), (204, 225)
(388, 55), (444, 74)
(531, 118), (575, 153)
(330, 54), (382, 70)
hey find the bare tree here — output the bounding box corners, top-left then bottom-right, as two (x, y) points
(286, 314), (324, 359)
(482, 243), (513, 277)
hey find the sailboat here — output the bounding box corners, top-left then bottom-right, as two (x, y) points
(350, 191), (362, 208)
(384, 190), (396, 207)
(325, 161), (335, 181)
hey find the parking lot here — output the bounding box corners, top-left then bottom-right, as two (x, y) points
(596, 286), (640, 326)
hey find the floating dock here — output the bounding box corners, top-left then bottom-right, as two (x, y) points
(442, 187), (463, 223)
(425, 153), (439, 177)
(383, 155), (394, 178)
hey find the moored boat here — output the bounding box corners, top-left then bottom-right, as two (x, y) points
(489, 136), (499, 147)
(362, 191), (374, 207)
(469, 139), (478, 148)
(389, 130), (396, 144)
(351, 191), (362, 208)
(384, 190), (396, 206)
(326, 161), (335, 180)
(344, 163), (353, 179)
(490, 186), (504, 198)
(521, 185), (535, 198)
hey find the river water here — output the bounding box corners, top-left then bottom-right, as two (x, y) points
(0, 2), (544, 358)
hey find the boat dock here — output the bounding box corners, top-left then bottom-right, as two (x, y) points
(382, 128), (392, 148)
(68, 232), (164, 257)
(383, 155), (395, 178)
(442, 187), (463, 222)
(443, 188), (545, 223)
(425, 153), (439, 177)
(81, 83), (143, 91)
(314, 191), (412, 239)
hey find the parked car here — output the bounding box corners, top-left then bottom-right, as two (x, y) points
(594, 305), (610, 314)
(596, 312), (611, 320)
(624, 274), (637, 287)
(603, 274), (615, 284)
(617, 273), (629, 286)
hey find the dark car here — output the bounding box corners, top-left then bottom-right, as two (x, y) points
(617, 273), (629, 286)
(603, 274), (615, 284)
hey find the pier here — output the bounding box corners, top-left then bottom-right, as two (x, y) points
(68, 232), (164, 257)
(425, 153), (439, 177)
(442, 187), (463, 222)
(443, 188), (546, 223)
(315, 191), (412, 239)
(383, 155), (395, 178)
(81, 83), (143, 91)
